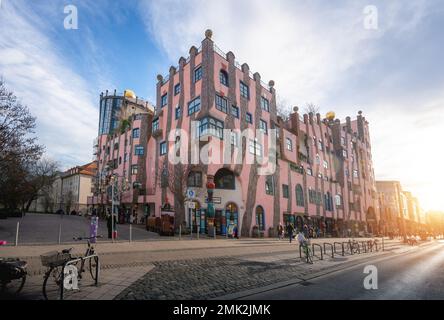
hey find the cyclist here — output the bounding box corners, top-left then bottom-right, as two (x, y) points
(297, 231), (312, 264)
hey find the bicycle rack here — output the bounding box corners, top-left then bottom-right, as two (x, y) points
(361, 241), (367, 253)
(312, 244), (323, 260)
(344, 241), (353, 255)
(59, 254), (100, 300)
(334, 242), (345, 256)
(323, 243), (334, 258)
(299, 244), (302, 259)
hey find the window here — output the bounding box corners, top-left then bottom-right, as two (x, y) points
(249, 139), (263, 157)
(341, 137), (346, 145)
(119, 157), (122, 165)
(261, 97), (270, 112)
(246, 112), (253, 124)
(265, 177), (274, 195)
(282, 184), (289, 198)
(135, 145), (144, 156)
(259, 119), (268, 134)
(306, 167), (313, 176)
(240, 81), (249, 99)
(124, 153), (128, 163)
(230, 131), (238, 147)
(286, 138), (293, 151)
(219, 70), (229, 86)
(160, 141), (167, 156)
(343, 150), (348, 158)
(296, 185), (304, 207)
(174, 105), (182, 120)
(335, 194), (342, 206)
(215, 169), (235, 190)
(188, 97), (201, 115)
(215, 94), (228, 113)
(132, 128), (140, 138)
(131, 165), (138, 175)
(187, 171), (202, 188)
(353, 170), (359, 178)
(231, 105), (239, 118)
(194, 66), (202, 82)
(152, 118), (159, 133)
(316, 154), (320, 164)
(324, 193), (333, 211)
(174, 83), (181, 96)
(323, 160), (328, 169)
(161, 93), (168, 107)
(198, 117), (224, 139)
(318, 140), (324, 151)
(345, 169), (349, 177)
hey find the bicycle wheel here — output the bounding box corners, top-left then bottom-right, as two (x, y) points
(88, 256), (99, 281)
(0, 276), (26, 297)
(42, 267), (63, 300)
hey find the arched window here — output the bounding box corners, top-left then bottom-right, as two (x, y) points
(219, 70), (229, 87)
(296, 184), (304, 207)
(324, 192), (333, 211)
(335, 194), (342, 207)
(187, 171), (202, 188)
(215, 168), (235, 189)
(255, 206), (265, 231)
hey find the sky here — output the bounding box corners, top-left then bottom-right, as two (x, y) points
(0, 0), (443, 211)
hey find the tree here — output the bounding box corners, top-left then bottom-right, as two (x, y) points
(156, 159), (203, 229)
(304, 102), (320, 115)
(0, 78), (45, 211)
(276, 95), (291, 121)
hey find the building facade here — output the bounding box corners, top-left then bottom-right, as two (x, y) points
(89, 30), (381, 237)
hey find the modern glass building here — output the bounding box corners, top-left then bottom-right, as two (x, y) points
(98, 94), (123, 136)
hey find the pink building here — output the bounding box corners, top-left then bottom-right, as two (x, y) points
(89, 30), (380, 237)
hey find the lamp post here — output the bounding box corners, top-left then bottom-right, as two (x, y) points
(206, 175), (215, 238)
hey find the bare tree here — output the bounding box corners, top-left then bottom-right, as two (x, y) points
(276, 95), (291, 121)
(156, 159), (203, 228)
(304, 102), (320, 115)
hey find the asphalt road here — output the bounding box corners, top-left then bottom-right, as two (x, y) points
(0, 213), (160, 244)
(243, 241), (444, 300)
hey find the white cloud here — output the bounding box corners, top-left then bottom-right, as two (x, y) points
(0, 0), (99, 169)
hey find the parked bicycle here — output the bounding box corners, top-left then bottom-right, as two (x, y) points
(0, 258), (27, 297)
(41, 236), (101, 300)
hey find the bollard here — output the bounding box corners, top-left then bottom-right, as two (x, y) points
(129, 224), (132, 243)
(15, 222), (20, 246)
(213, 227), (216, 239)
(179, 225), (182, 240)
(58, 223), (62, 244)
(197, 227), (200, 240)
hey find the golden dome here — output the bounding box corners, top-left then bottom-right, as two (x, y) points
(326, 111), (336, 121)
(124, 90), (136, 99)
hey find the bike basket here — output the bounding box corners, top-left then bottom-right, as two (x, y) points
(40, 251), (71, 267)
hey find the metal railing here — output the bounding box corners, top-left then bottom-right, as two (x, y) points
(312, 243), (323, 260)
(323, 242), (334, 259)
(334, 242), (345, 256)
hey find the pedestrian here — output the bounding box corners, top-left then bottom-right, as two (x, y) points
(287, 223), (294, 243)
(106, 211), (112, 239)
(278, 223), (284, 240)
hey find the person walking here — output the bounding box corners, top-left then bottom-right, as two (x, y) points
(278, 223), (284, 240)
(287, 223), (294, 243)
(106, 210), (112, 239)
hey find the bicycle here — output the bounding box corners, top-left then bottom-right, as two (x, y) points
(41, 236), (101, 300)
(300, 240), (313, 264)
(0, 258), (27, 297)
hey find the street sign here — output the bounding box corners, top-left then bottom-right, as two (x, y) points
(187, 189), (196, 199)
(205, 197), (221, 204)
(188, 202), (196, 209)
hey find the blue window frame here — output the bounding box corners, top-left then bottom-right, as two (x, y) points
(132, 128), (140, 138)
(161, 93), (168, 107)
(152, 118), (159, 133)
(231, 105), (239, 118)
(261, 97), (270, 112)
(240, 81), (249, 99)
(188, 97), (201, 115)
(174, 83), (181, 96)
(194, 66), (202, 82)
(219, 70), (229, 87)
(175, 105), (182, 119)
(198, 117), (224, 139)
(135, 145), (144, 156)
(160, 141), (167, 156)
(246, 112), (253, 124)
(215, 94), (228, 113)
(259, 119), (268, 134)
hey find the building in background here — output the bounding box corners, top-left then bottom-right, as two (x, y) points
(88, 90), (155, 222)
(89, 30), (380, 237)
